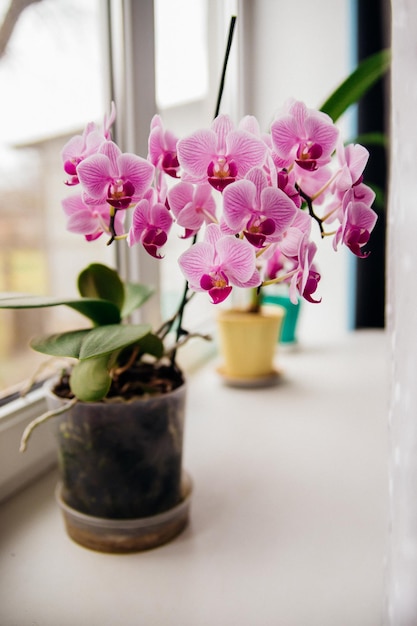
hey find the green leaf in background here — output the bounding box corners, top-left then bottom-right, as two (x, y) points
(0, 295), (121, 326)
(350, 131), (389, 149)
(30, 329), (90, 358)
(69, 355), (112, 401)
(121, 282), (155, 319)
(78, 263), (125, 312)
(320, 48), (391, 122)
(366, 182), (386, 213)
(78, 324), (153, 360)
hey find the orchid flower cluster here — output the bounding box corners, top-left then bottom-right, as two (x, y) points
(61, 98), (377, 308)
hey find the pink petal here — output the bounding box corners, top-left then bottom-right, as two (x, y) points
(168, 182), (193, 218)
(211, 114), (235, 152)
(77, 154), (112, 199)
(178, 242), (216, 290)
(204, 223), (223, 247)
(99, 141), (122, 176)
(150, 204), (173, 232)
(270, 116), (299, 160)
(223, 179), (256, 230)
(148, 126), (164, 165)
(260, 187), (296, 237)
(66, 213), (100, 235)
(177, 130), (217, 178)
(345, 143), (369, 181)
(193, 182), (216, 211)
(216, 236), (257, 284)
(226, 130), (267, 175)
(62, 195), (85, 216)
(118, 153), (154, 196)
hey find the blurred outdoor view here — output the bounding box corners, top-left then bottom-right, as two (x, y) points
(0, 0), (112, 394)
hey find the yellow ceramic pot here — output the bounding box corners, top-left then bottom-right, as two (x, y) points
(216, 305), (285, 383)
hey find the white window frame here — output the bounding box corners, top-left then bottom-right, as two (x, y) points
(0, 0), (241, 502)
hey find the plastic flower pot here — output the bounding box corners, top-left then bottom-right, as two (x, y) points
(262, 293), (301, 343)
(216, 305), (285, 386)
(46, 380), (191, 553)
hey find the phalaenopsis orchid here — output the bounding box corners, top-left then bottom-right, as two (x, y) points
(61, 97), (377, 312)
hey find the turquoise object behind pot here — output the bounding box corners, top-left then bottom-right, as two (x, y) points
(262, 294), (301, 343)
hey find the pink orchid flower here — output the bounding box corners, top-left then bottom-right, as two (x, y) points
(61, 103), (116, 186)
(168, 181), (217, 238)
(333, 191), (378, 257)
(77, 141), (154, 209)
(148, 115), (180, 178)
(61, 123), (105, 186)
(334, 140), (369, 192)
(264, 245), (297, 282)
(62, 194), (125, 241)
(276, 168), (302, 208)
(178, 223), (261, 304)
(222, 167), (297, 248)
(176, 114), (267, 191)
(127, 193), (173, 258)
(270, 100), (339, 172)
(289, 235), (321, 304)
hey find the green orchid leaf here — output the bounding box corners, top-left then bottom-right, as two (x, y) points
(121, 282), (155, 319)
(78, 263), (125, 312)
(78, 323), (153, 360)
(0, 295), (121, 326)
(69, 355), (112, 401)
(320, 48), (391, 122)
(135, 333), (164, 359)
(30, 329), (90, 358)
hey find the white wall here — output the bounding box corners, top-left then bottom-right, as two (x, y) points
(238, 0), (354, 343)
(386, 2), (417, 623)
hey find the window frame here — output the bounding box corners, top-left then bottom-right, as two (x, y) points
(0, 0), (239, 501)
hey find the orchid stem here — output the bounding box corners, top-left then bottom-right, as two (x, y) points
(107, 207), (118, 245)
(170, 15), (238, 366)
(296, 185), (324, 237)
(214, 15), (237, 118)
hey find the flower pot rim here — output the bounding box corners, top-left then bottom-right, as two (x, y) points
(217, 304), (285, 323)
(44, 374), (187, 407)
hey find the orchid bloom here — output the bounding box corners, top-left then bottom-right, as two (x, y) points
(222, 167), (297, 248)
(168, 181), (217, 238)
(270, 100), (339, 171)
(289, 235), (321, 304)
(77, 141), (154, 210)
(127, 192), (173, 258)
(60, 98), (377, 309)
(333, 191), (378, 258)
(62, 194), (125, 241)
(177, 114), (267, 191)
(334, 140), (369, 192)
(178, 223), (261, 304)
(61, 103), (116, 186)
(61, 123), (105, 186)
(148, 115), (180, 178)
(264, 246), (297, 283)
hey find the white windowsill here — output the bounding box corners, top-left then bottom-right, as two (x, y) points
(0, 386), (56, 503)
(0, 330), (388, 626)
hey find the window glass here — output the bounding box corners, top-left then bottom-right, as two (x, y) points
(154, 0), (208, 109)
(153, 0), (226, 333)
(0, 0), (113, 394)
